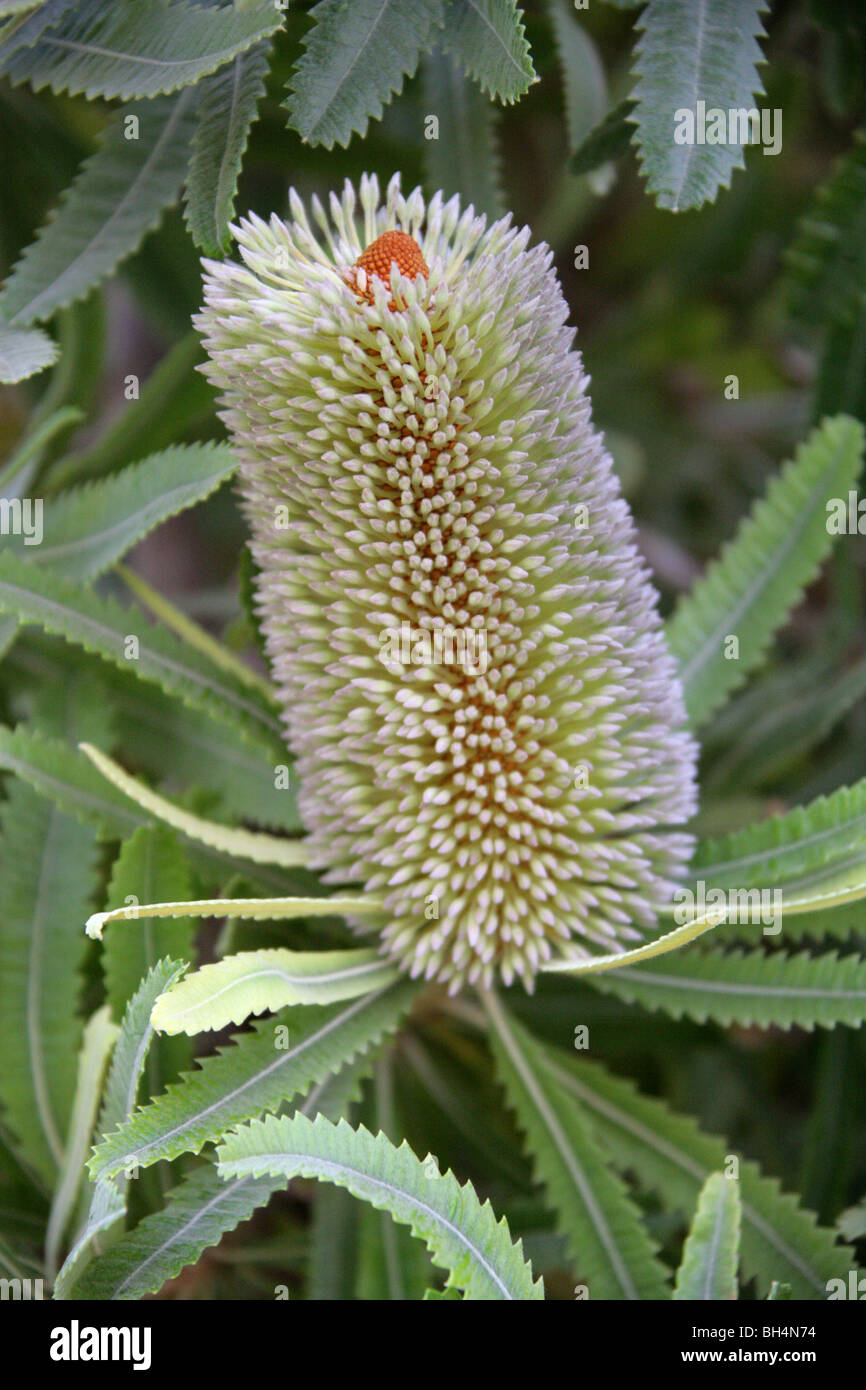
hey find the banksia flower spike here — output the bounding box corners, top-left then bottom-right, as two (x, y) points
(196, 174), (698, 992)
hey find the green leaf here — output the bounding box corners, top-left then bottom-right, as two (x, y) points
(546, 0), (606, 153)
(483, 992), (670, 1299)
(185, 39), (270, 255)
(45, 1005), (119, 1277)
(419, 47), (505, 224)
(673, 1172), (741, 1300)
(89, 981), (418, 1179)
(0, 0), (282, 100)
(0, 554), (284, 752)
(1, 92), (198, 327)
(783, 132), (866, 330)
(151, 949), (401, 1036)
(666, 415), (866, 728)
(541, 1051), (857, 1299)
(814, 304), (866, 426)
(102, 831), (196, 1024)
(571, 99), (637, 176)
(0, 318), (58, 383)
(0, 777), (99, 1185)
(631, 0), (768, 211)
(3, 444), (237, 580)
(286, 0), (444, 149)
(590, 947), (866, 1031)
(217, 1113), (542, 1300)
(53, 960), (186, 1297)
(442, 0), (535, 104)
(73, 1052), (373, 1300)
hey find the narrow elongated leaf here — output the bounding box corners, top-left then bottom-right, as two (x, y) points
(3, 444), (236, 580)
(1, 93), (198, 326)
(151, 949), (400, 1035)
(0, 778), (98, 1184)
(666, 415), (865, 728)
(546, 0), (606, 153)
(784, 132), (866, 330)
(442, 0), (534, 104)
(73, 1054), (373, 1300)
(0, 319), (57, 382)
(571, 99), (637, 176)
(673, 1172), (740, 1300)
(86, 895), (379, 942)
(218, 1113), (542, 1300)
(483, 992), (669, 1299)
(632, 0), (768, 211)
(542, 1051), (857, 1298)
(0, 555), (284, 751)
(420, 47), (504, 223)
(0, 723), (301, 894)
(185, 40), (271, 255)
(89, 982), (418, 1179)
(53, 961), (186, 1298)
(286, 0), (443, 149)
(1, 0), (282, 100)
(79, 744), (306, 869)
(45, 1005), (119, 1276)
(590, 947), (866, 1030)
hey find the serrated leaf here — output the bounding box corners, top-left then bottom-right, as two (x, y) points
(3, 444), (236, 580)
(45, 1005), (119, 1276)
(0, 722), (301, 894)
(286, 0), (444, 149)
(541, 1051), (857, 1299)
(1, 92), (198, 326)
(0, 319), (58, 382)
(217, 1113), (542, 1300)
(419, 47), (504, 223)
(442, 0), (534, 104)
(152, 949), (401, 1036)
(185, 39), (270, 255)
(590, 947), (866, 1030)
(571, 99), (637, 176)
(0, 777), (99, 1185)
(546, 0), (606, 153)
(483, 993), (669, 1299)
(784, 132), (866, 330)
(53, 960), (186, 1298)
(673, 1172), (740, 1300)
(0, 554), (284, 752)
(631, 0), (768, 211)
(666, 415), (865, 728)
(0, 0), (282, 100)
(89, 981), (418, 1179)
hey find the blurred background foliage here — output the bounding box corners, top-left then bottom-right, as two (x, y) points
(2, 0), (866, 1297)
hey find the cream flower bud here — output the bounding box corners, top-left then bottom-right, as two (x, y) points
(196, 173), (698, 992)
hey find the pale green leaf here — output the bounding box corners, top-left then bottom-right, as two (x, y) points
(151, 949), (401, 1036)
(0, 319), (58, 383)
(632, 0), (768, 211)
(483, 992), (669, 1299)
(673, 1172), (740, 1300)
(3, 444), (236, 580)
(1, 92), (198, 326)
(185, 40), (271, 255)
(89, 982), (418, 1179)
(666, 415), (866, 728)
(0, 0), (282, 100)
(419, 47), (504, 223)
(442, 0), (535, 104)
(541, 1051), (857, 1298)
(217, 1113), (542, 1300)
(286, 0), (444, 149)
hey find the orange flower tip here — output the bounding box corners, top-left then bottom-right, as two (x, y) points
(350, 230), (429, 304)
